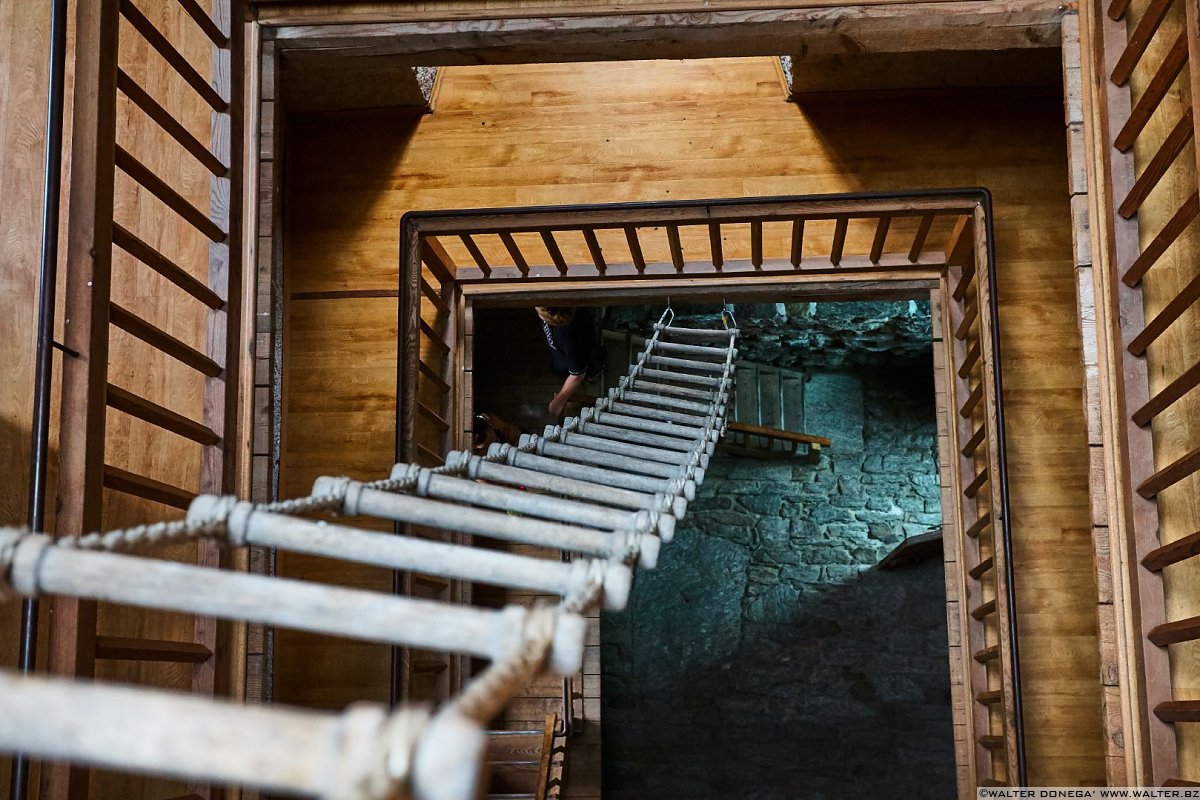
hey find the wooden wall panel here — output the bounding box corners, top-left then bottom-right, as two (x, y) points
(280, 57), (1103, 787)
(1124, 0), (1200, 780)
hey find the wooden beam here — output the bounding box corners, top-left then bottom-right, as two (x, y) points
(94, 636), (213, 664)
(421, 236), (458, 284)
(1142, 529), (1200, 572)
(1133, 358), (1200, 427)
(109, 304), (222, 378)
(103, 465), (197, 510)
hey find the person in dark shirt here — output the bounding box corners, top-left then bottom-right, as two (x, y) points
(537, 306), (603, 417)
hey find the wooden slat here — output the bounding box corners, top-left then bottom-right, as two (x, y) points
(971, 599), (998, 620)
(498, 232), (529, 276)
(1137, 445), (1200, 499)
(1110, 0), (1174, 86)
(418, 402), (451, 432)
(962, 425), (986, 458)
(419, 360), (451, 394)
(421, 236), (458, 284)
(115, 145), (226, 242)
(112, 223), (223, 309)
(1148, 615), (1200, 646)
(969, 556), (994, 579)
(974, 644), (1000, 663)
(1115, 30), (1189, 151)
(1123, 192), (1200, 286)
(1134, 358), (1200, 426)
(582, 228), (606, 273)
(540, 231), (568, 275)
(909, 213), (934, 262)
(102, 464), (196, 510)
(1118, 108), (1194, 219)
(109, 303), (221, 377)
(750, 220), (763, 268)
(106, 383), (220, 445)
(958, 340), (981, 379)
(116, 70), (226, 176)
(94, 636), (212, 664)
(960, 382), (983, 418)
(964, 513), (993, 544)
(980, 734), (1005, 750)
(869, 215), (890, 263)
(666, 225), (685, 272)
(1128, 271), (1200, 355)
(623, 226), (646, 274)
(830, 217), (847, 265)
(421, 279), (450, 316)
(1143, 529), (1200, 572)
(976, 689), (1003, 705)
(416, 443), (445, 466)
(709, 222), (723, 270)
(789, 218), (804, 266)
(119, 0), (227, 112)
(954, 300), (978, 340)
(420, 319), (451, 353)
(175, 0), (229, 48)
(459, 234), (491, 277)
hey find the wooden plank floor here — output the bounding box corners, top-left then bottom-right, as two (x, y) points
(281, 57), (1105, 787)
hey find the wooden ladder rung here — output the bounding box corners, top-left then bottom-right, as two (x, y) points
(103, 464), (196, 510)
(960, 383), (984, 419)
(974, 644), (1000, 663)
(420, 279), (450, 316)
(964, 469), (988, 499)
(979, 734), (1005, 750)
(1137, 444), (1200, 499)
(107, 384), (221, 446)
(962, 425), (986, 458)
(115, 145), (225, 242)
(1148, 615), (1200, 647)
(418, 402), (451, 432)
(94, 635), (212, 664)
(418, 360), (451, 394)
(971, 599), (998, 620)
(969, 556), (994, 579)
(110, 303), (222, 377)
(1154, 700), (1200, 723)
(975, 689), (1003, 705)
(957, 340), (981, 379)
(964, 512), (992, 539)
(954, 300), (978, 340)
(1142, 528), (1200, 572)
(112, 224), (223, 309)
(419, 319), (451, 353)
(416, 443), (445, 467)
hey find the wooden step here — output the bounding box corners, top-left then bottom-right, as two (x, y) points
(94, 636), (212, 664)
(975, 689), (1003, 705)
(103, 464), (196, 510)
(964, 512), (992, 539)
(1142, 528), (1200, 571)
(1148, 615), (1200, 646)
(979, 734), (1005, 750)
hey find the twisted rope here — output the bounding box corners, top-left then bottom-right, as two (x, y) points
(56, 517), (230, 553)
(453, 607), (557, 725)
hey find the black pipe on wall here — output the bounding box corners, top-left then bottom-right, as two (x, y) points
(11, 0), (71, 796)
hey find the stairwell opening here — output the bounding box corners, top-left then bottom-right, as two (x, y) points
(471, 300), (953, 798)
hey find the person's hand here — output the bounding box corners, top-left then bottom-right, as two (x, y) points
(548, 395), (566, 417)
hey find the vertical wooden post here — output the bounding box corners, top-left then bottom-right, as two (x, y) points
(43, 1), (120, 798)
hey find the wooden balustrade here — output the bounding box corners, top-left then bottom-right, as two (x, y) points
(1089, 0), (1200, 784)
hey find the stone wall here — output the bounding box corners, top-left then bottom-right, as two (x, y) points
(600, 362), (953, 799)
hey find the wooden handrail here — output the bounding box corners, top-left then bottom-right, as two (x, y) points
(724, 421), (831, 448)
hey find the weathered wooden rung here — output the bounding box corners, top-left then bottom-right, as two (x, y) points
(630, 379), (723, 401)
(962, 425), (986, 458)
(419, 359), (452, 394)
(421, 278), (450, 316)
(420, 319), (452, 353)
(654, 324), (738, 342)
(530, 437), (695, 483)
(0, 669), (485, 800)
(3, 533), (587, 674)
(559, 428), (709, 468)
(420, 236), (458, 284)
(953, 300), (978, 340)
(605, 398), (716, 429)
(119, 0), (228, 112)
(1114, 30), (1189, 153)
(323, 476), (661, 569)
(590, 408), (711, 442)
(94, 636), (212, 664)
(574, 419), (711, 456)
(112, 224), (224, 310)
(1118, 108), (1194, 220)
(1109, 0), (1174, 86)
(1136, 444), (1200, 499)
(115, 145), (226, 243)
(975, 689), (1003, 705)
(653, 340), (736, 360)
(486, 443), (694, 501)
(188, 496), (634, 611)
(979, 734), (1005, 750)
(644, 354), (729, 375)
(963, 469), (989, 499)
(419, 402), (451, 432)
(957, 340), (981, 379)
(445, 451), (684, 518)
(969, 556), (994, 579)
(1132, 356), (1200, 426)
(116, 69), (227, 177)
(959, 382), (983, 419)
(615, 389), (718, 417)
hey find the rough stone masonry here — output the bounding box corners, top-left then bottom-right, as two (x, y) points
(601, 361), (954, 800)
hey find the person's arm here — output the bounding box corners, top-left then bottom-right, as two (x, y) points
(549, 372), (587, 417)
